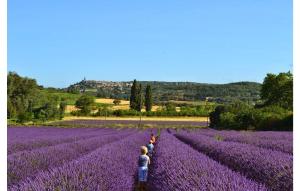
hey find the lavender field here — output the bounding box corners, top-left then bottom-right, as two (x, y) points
(8, 123), (293, 191)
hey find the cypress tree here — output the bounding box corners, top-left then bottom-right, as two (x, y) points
(145, 84), (153, 112)
(136, 84), (143, 111)
(130, 79), (137, 110)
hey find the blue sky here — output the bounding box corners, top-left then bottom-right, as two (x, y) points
(8, 0), (292, 88)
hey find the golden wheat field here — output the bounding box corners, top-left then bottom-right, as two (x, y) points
(95, 98), (129, 105)
(65, 98), (165, 113)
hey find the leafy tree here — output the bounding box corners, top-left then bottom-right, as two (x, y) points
(33, 97), (61, 121)
(145, 84), (153, 112)
(165, 102), (176, 112)
(59, 100), (67, 119)
(7, 72), (39, 120)
(75, 95), (95, 115)
(95, 105), (111, 116)
(261, 72), (293, 109)
(17, 112), (34, 123)
(209, 100), (292, 131)
(209, 105), (227, 128)
(219, 112), (237, 129)
(7, 98), (16, 119)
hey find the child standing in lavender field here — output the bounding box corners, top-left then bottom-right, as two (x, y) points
(146, 140), (154, 157)
(150, 133), (156, 144)
(137, 146), (150, 191)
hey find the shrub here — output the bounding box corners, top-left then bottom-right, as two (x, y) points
(17, 112), (33, 123)
(209, 105), (228, 128)
(253, 107), (292, 131)
(209, 103), (293, 131)
(219, 112), (237, 129)
(235, 109), (256, 130)
(75, 95), (95, 115)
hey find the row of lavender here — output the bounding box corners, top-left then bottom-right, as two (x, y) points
(8, 126), (129, 154)
(7, 126), (109, 145)
(185, 128), (293, 154)
(7, 127), (145, 190)
(175, 130), (293, 191)
(8, 130), (135, 187)
(148, 132), (268, 191)
(8, 126), (292, 190)
(9, 131), (149, 190)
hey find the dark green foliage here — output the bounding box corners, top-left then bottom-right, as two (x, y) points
(7, 72), (65, 123)
(129, 80), (143, 111)
(17, 112), (34, 123)
(145, 84), (153, 112)
(59, 100), (67, 119)
(130, 79), (138, 110)
(209, 105), (228, 128)
(165, 102), (176, 112)
(94, 105), (112, 116)
(136, 84), (143, 111)
(261, 72), (293, 109)
(252, 106), (292, 131)
(113, 109), (139, 117)
(68, 80), (261, 104)
(39, 90), (81, 105)
(210, 104), (292, 131)
(209, 101), (250, 128)
(75, 95), (95, 115)
(33, 99), (61, 122)
(139, 81), (260, 103)
(209, 72), (293, 131)
(90, 108), (211, 117)
(7, 98), (17, 119)
(7, 72), (38, 119)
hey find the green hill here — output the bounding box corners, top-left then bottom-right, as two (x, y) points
(66, 80), (261, 104)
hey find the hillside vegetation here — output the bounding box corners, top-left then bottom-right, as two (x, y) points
(67, 80), (261, 104)
(210, 72), (293, 131)
(7, 71), (292, 131)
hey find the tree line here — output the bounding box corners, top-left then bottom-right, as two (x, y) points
(67, 80), (261, 104)
(7, 72), (66, 123)
(71, 79), (214, 117)
(8, 71), (293, 131)
(209, 72), (293, 131)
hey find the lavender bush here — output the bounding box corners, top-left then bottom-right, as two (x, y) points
(9, 131), (148, 191)
(8, 129), (134, 187)
(193, 129), (293, 154)
(7, 127), (128, 154)
(176, 132), (293, 191)
(148, 132), (268, 191)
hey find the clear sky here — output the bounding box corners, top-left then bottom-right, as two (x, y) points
(8, 0), (292, 88)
